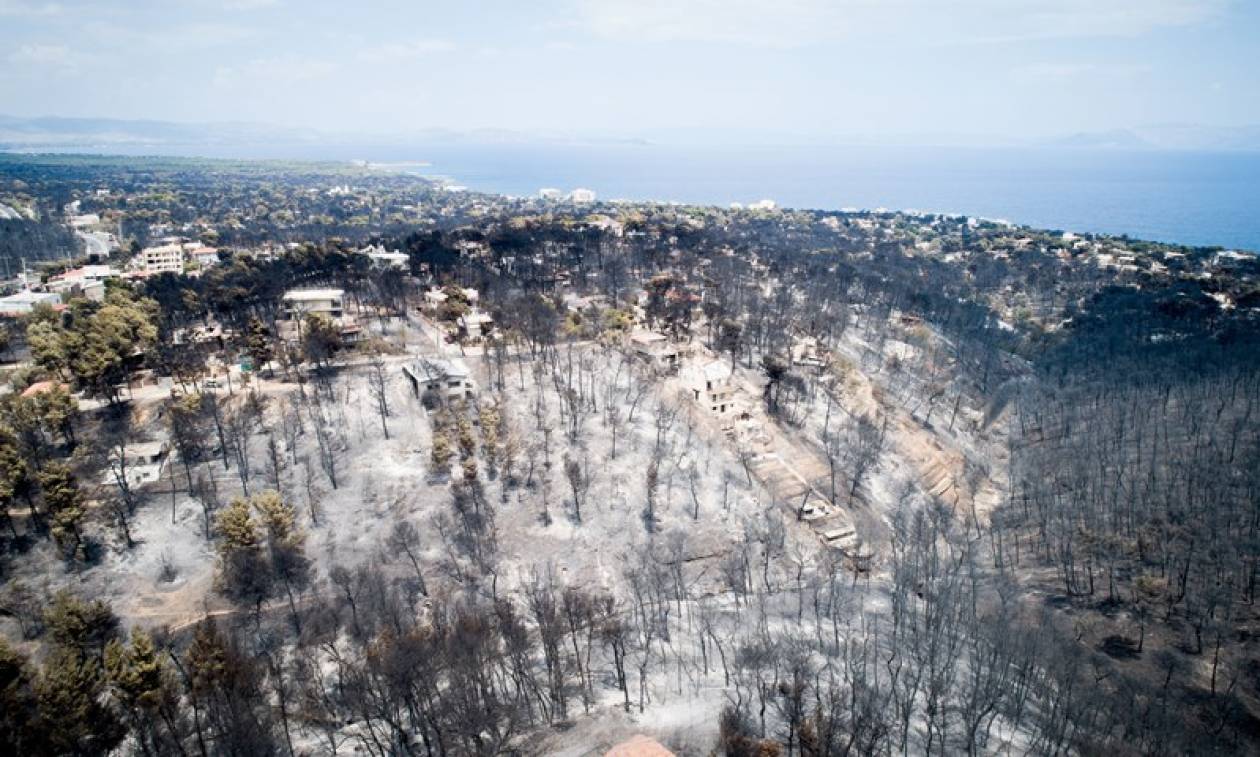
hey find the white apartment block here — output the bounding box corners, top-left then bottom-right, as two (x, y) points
(142, 244), (185, 274)
(282, 288), (346, 321)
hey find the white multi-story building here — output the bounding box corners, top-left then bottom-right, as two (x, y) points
(569, 188), (597, 204)
(282, 288), (345, 321)
(687, 360), (737, 415)
(142, 243), (185, 274)
(403, 358), (476, 401)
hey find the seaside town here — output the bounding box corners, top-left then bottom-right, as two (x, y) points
(0, 153), (1257, 755)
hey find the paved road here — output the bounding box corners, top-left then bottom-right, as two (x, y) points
(77, 230), (113, 257)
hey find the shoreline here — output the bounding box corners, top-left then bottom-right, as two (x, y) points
(3, 147), (1257, 254)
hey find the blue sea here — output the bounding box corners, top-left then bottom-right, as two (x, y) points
(35, 141), (1260, 251)
(406, 143), (1260, 252)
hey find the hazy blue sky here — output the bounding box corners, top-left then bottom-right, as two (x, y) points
(2, 0), (1257, 141)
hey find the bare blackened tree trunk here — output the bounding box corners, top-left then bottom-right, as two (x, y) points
(386, 519), (428, 595)
(366, 349), (391, 440)
(204, 391), (231, 470)
(643, 460), (660, 533)
(563, 452), (591, 523)
(265, 433), (285, 492)
(562, 587), (596, 714)
(600, 598), (633, 713)
(192, 471), (220, 540)
(226, 391), (265, 496)
(306, 393), (340, 490)
(527, 569), (571, 722)
(844, 413), (887, 503)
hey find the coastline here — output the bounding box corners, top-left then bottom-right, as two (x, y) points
(3, 145), (1257, 254)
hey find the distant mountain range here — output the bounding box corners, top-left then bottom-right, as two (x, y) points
(1048, 124), (1260, 152)
(0, 115), (654, 158)
(2, 114), (1258, 154)
(0, 114), (329, 151)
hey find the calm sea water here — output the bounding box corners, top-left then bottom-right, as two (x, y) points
(408, 143), (1260, 252)
(35, 141), (1260, 251)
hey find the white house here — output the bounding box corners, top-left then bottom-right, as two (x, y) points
(457, 308), (494, 339)
(630, 331), (678, 372)
(282, 288), (345, 321)
(686, 360), (736, 415)
(422, 287), (478, 310)
(49, 278), (106, 302)
(423, 288), (448, 309)
(187, 246), (220, 269)
(0, 289), (61, 315)
(584, 215), (624, 236)
(102, 440), (170, 489)
(403, 358), (475, 401)
(791, 336), (827, 371)
(359, 243), (409, 270)
(561, 292), (601, 314)
(46, 265), (117, 301)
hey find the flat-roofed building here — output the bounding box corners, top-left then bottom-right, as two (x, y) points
(142, 243), (185, 274)
(457, 308), (494, 339)
(282, 288), (345, 321)
(359, 243), (409, 270)
(187, 246), (221, 268)
(47, 264), (117, 301)
(403, 357), (475, 401)
(630, 330), (678, 372)
(422, 288), (448, 309)
(0, 289), (61, 315)
(102, 439), (170, 489)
